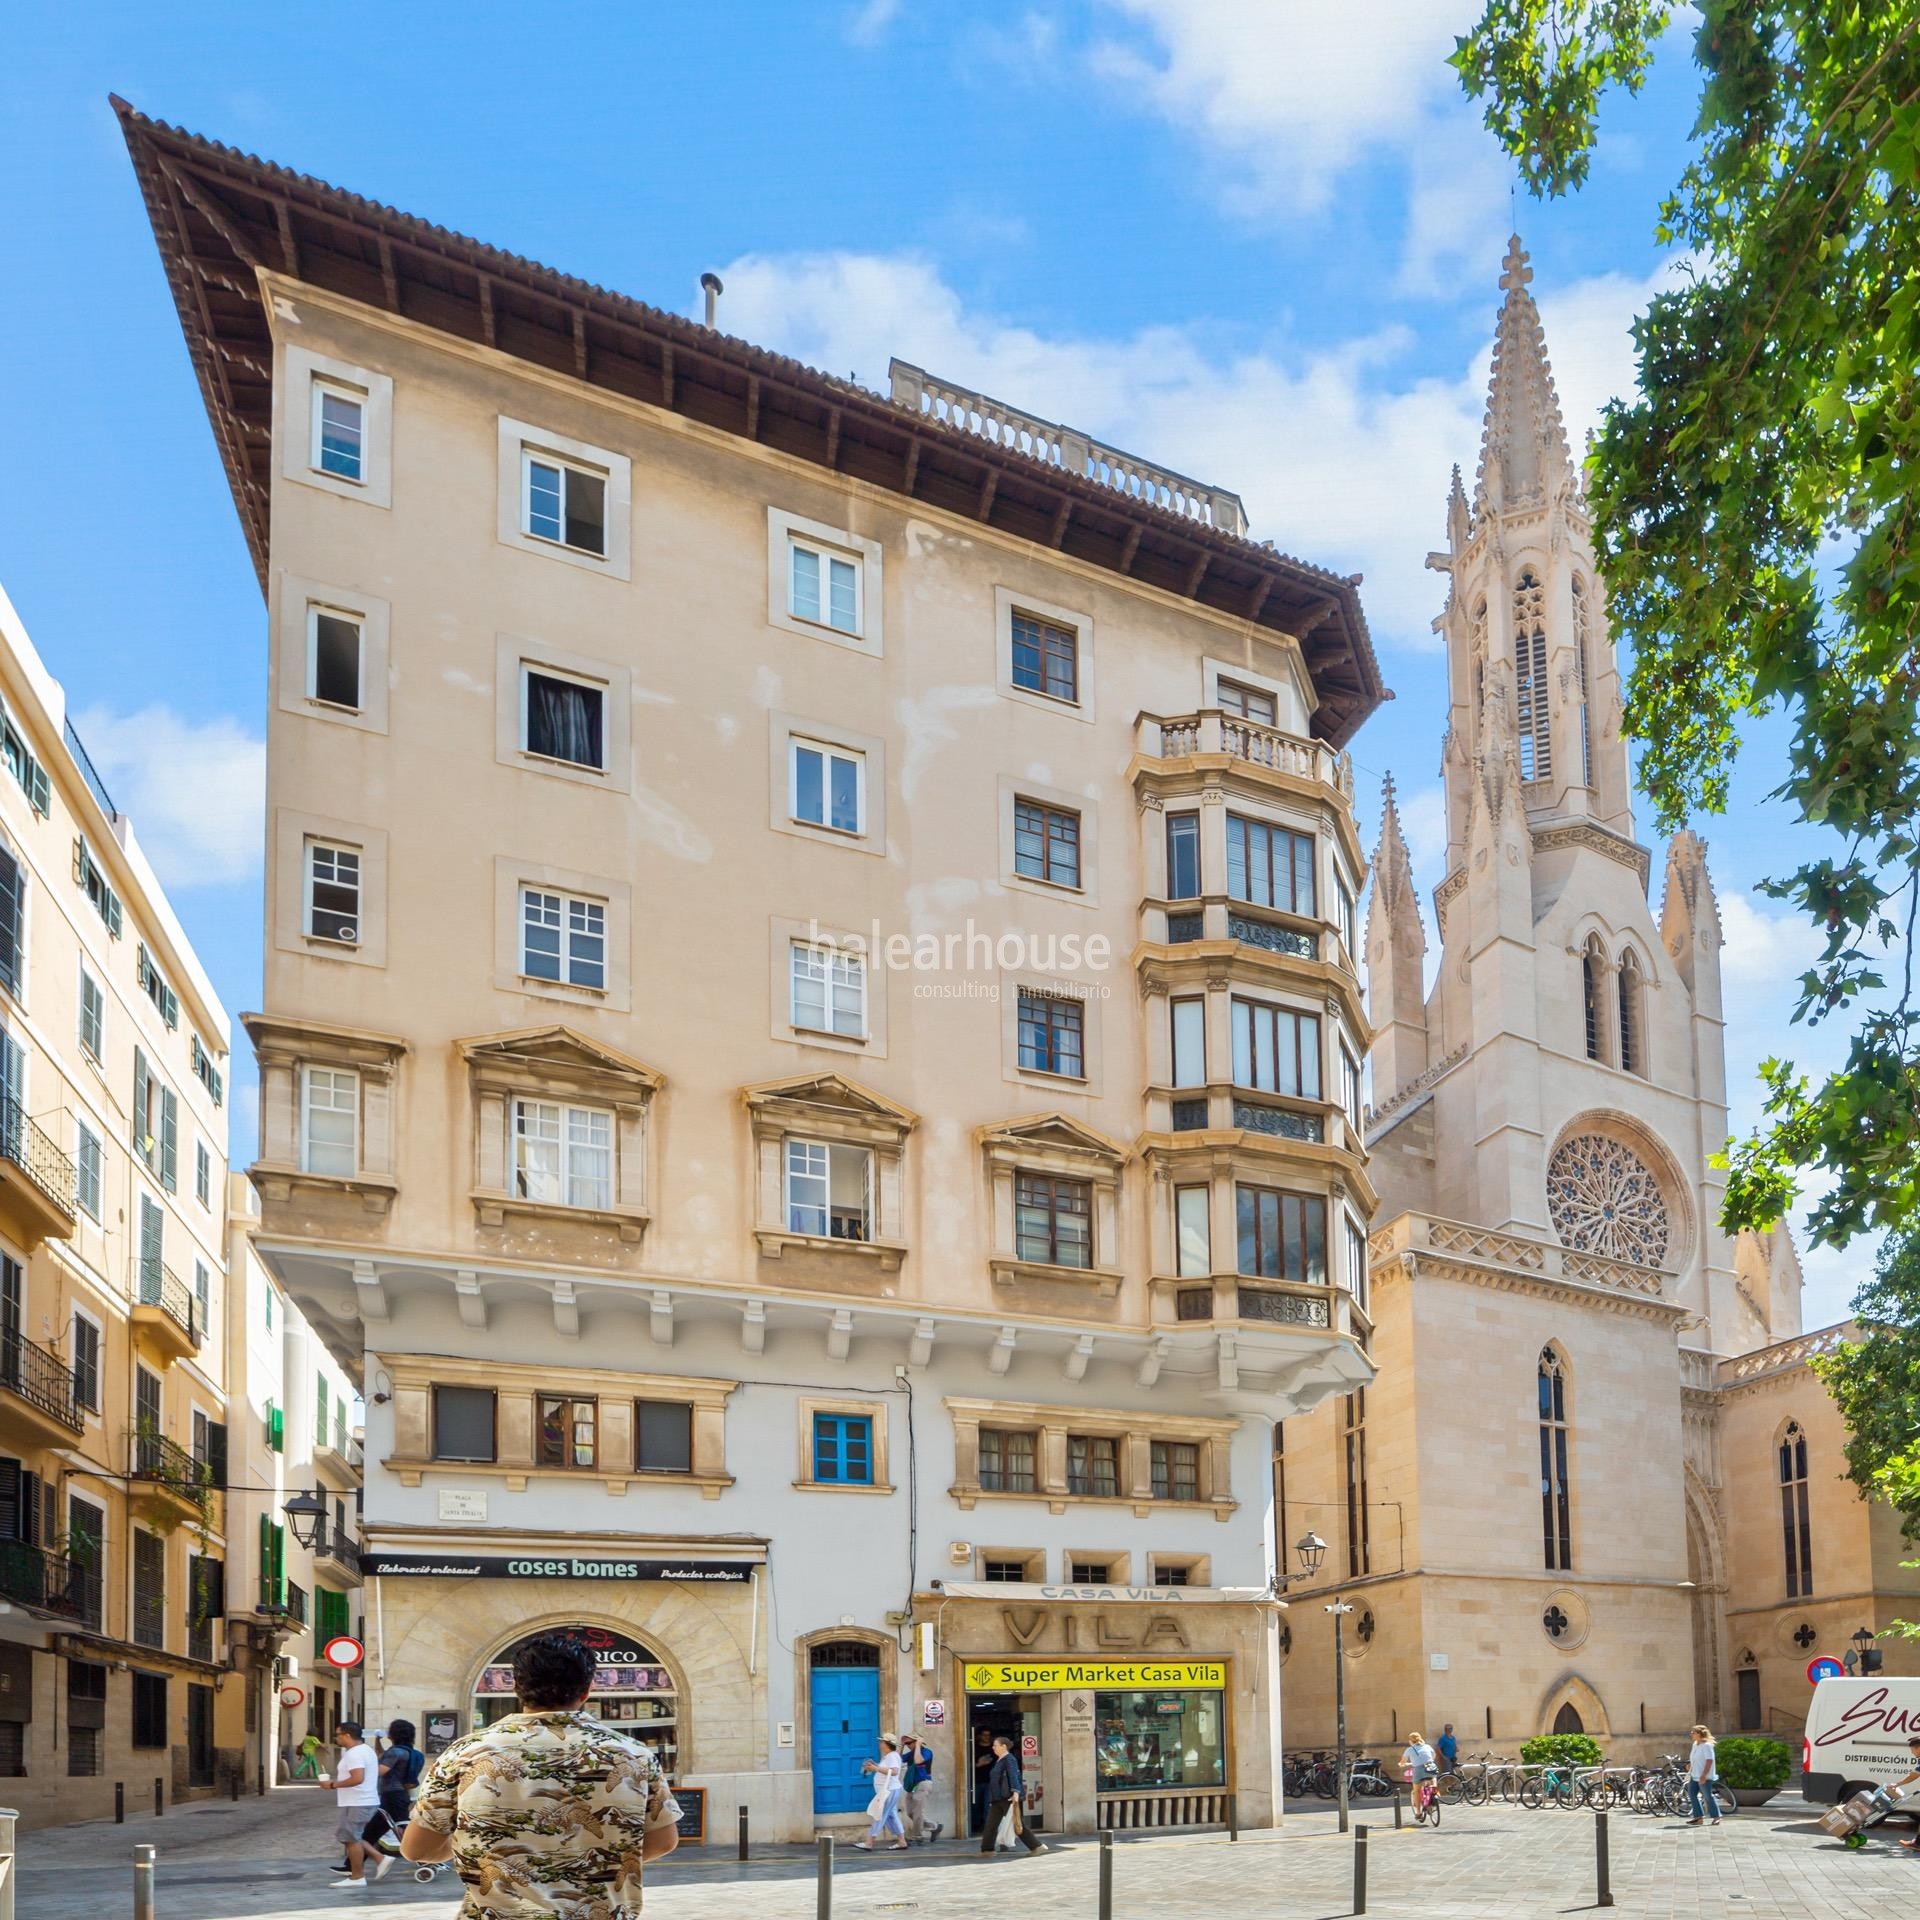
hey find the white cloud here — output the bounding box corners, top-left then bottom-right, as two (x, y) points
(845, 0), (901, 47)
(72, 704), (263, 890)
(1716, 887), (1822, 992)
(1398, 783), (1450, 869)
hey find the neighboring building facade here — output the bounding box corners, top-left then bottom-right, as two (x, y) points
(0, 583), (236, 1824)
(222, 1176), (364, 1790)
(122, 104), (1388, 1836)
(1278, 242), (1917, 1760)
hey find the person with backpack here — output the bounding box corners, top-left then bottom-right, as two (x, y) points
(363, 1718), (426, 1858)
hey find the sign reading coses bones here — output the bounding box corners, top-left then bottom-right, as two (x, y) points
(359, 1553), (757, 1582)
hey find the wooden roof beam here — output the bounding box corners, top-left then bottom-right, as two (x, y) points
(745, 374), (761, 440)
(1117, 524), (1143, 575)
(825, 407), (842, 468)
(572, 307), (589, 380)
(477, 273), (497, 349)
(1246, 574), (1274, 622)
(902, 438), (921, 495)
(976, 468), (999, 521)
(274, 197), (299, 276)
(660, 342), (675, 407)
(1048, 497), (1072, 549)
(162, 162), (263, 271)
(1183, 551), (1210, 599)
(379, 235), (401, 313)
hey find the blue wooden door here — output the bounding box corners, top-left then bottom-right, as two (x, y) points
(810, 1666), (880, 1814)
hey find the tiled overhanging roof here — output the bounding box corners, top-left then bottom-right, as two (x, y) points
(114, 96), (1387, 746)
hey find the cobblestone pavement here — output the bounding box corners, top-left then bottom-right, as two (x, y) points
(12, 1785), (1918, 1918)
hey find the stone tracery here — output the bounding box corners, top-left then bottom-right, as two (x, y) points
(1546, 1132), (1671, 1268)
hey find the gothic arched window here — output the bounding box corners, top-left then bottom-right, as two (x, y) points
(1513, 569), (1551, 782)
(1539, 1347), (1572, 1571)
(1617, 947), (1646, 1078)
(1779, 1420), (1813, 1598)
(1572, 576), (1593, 788)
(1581, 937), (1607, 1063)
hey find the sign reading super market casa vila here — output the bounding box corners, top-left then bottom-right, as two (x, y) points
(962, 1660), (1227, 1693)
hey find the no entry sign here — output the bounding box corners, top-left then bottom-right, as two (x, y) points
(324, 1635), (366, 1670)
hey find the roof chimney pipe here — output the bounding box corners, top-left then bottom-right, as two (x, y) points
(700, 272), (723, 330)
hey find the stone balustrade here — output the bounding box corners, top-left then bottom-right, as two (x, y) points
(1713, 1324), (1854, 1387)
(1369, 1212), (1671, 1302)
(1137, 711), (1353, 795)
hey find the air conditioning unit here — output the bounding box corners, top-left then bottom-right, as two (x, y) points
(948, 1541), (973, 1566)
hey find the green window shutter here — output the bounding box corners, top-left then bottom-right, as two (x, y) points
(26, 756), (48, 818)
(272, 1522), (286, 1604)
(268, 1402), (284, 1453)
(163, 984), (178, 1030)
(107, 887), (122, 938)
(158, 1087), (178, 1194)
(132, 1047), (150, 1162)
(315, 1375), (329, 1448)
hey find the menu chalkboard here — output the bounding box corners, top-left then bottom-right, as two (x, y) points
(673, 1786), (707, 1841)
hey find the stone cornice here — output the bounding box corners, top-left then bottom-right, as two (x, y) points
(1710, 1322), (1856, 1398)
(1530, 821), (1651, 886)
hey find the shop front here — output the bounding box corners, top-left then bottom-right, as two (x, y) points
(924, 1585), (1282, 1835)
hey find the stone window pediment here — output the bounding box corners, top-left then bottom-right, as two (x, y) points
(244, 1012), (408, 1217)
(746, 1072), (916, 1271)
(978, 1113), (1127, 1297)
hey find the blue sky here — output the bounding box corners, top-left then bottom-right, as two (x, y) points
(0, 3), (1871, 1323)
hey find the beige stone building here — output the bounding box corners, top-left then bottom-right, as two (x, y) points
(1277, 243), (1919, 1762)
(122, 103), (1391, 1836)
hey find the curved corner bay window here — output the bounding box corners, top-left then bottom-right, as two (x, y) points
(1235, 1185), (1327, 1283)
(1779, 1420), (1813, 1598)
(1225, 814), (1315, 917)
(1231, 998), (1320, 1100)
(1015, 1173), (1092, 1269)
(513, 1100), (613, 1211)
(476, 1626), (677, 1766)
(1165, 812), (1200, 901)
(1095, 1689), (1225, 1794)
(1538, 1349), (1572, 1572)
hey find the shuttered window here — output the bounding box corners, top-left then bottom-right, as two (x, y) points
(0, 848), (23, 1001)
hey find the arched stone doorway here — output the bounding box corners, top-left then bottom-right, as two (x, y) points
(470, 1623), (682, 1773)
(1684, 1467), (1728, 1725)
(1538, 1673), (1610, 1739)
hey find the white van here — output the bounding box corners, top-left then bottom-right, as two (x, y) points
(1803, 1677), (1920, 1806)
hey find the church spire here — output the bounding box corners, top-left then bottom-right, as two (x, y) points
(1364, 774), (1430, 1103)
(1473, 236), (1574, 516)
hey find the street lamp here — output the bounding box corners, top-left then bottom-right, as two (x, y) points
(282, 1489), (328, 1552)
(1851, 1625), (1883, 1675)
(1294, 1532), (1354, 1833)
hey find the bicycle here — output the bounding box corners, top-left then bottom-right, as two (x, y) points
(1411, 1774), (1442, 1825)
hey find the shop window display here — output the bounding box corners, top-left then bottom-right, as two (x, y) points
(1093, 1689), (1225, 1793)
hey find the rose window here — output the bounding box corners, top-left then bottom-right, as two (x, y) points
(1546, 1134), (1671, 1268)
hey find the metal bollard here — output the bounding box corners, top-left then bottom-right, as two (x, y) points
(230, 1769), (240, 1803)
(1226, 1790), (1238, 1842)
(153, 1776), (163, 1817)
(1353, 1823), (1368, 1915)
(738, 1803), (749, 1861)
(114, 1781), (124, 1824)
(1393, 1791), (1403, 1830)
(815, 1834), (833, 1920)
(0, 1808), (16, 1920)
(1098, 1829), (1114, 1920)
(133, 1843), (156, 1920)
(1595, 1809), (1613, 1908)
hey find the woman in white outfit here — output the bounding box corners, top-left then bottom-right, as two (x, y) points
(1685, 1725), (1721, 1827)
(854, 1737), (909, 1852)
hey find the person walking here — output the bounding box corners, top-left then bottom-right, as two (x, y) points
(401, 1632), (681, 1915)
(318, 1721), (389, 1890)
(1685, 1724), (1722, 1827)
(899, 1733), (943, 1843)
(979, 1736), (1048, 1856)
(363, 1717), (426, 1859)
(1436, 1723), (1459, 1783)
(854, 1736), (909, 1851)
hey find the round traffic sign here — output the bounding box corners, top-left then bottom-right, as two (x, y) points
(1808, 1655), (1845, 1684)
(323, 1635), (366, 1670)
(278, 1684), (306, 1709)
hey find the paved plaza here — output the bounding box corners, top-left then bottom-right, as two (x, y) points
(11, 1784), (1917, 1920)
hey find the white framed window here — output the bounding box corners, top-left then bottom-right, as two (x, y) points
(309, 380), (366, 483)
(303, 840), (361, 944)
(300, 1067), (358, 1178)
(790, 941), (866, 1039)
(788, 536), (860, 635)
(1175, 1184), (1211, 1278)
(521, 447), (608, 557)
(195, 1140), (211, 1209)
(520, 665), (606, 771)
(74, 1119), (102, 1220)
(789, 737), (864, 835)
(306, 605), (363, 711)
(512, 1098), (613, 1211)
(77, 962), (104, 1064)
(1170, 996), (1206, 1088)
(1340, 1042), (1363, 1133)
(521, 888), (607, 990)
(784, 1138), (872, 1241)
(1336, 870), (1358, 960)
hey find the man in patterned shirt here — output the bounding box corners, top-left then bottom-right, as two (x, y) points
(402, 1633), (680, 1917)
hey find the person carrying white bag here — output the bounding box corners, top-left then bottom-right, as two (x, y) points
(853, 1737), (910, 1852)
(979, 1736), (1048, 1857)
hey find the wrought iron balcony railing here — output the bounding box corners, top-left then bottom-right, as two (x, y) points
(131, 1425), (215, 1501)
(0, 1539), (102, 1625)
(0, 1096), (77, 1219)
(314, 1526), (363, 1580)
(0, 1327), (82, 1432)
(136, 1256), (203, 1345)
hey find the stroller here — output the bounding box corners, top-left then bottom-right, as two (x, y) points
(363, 1805), (455, 1885)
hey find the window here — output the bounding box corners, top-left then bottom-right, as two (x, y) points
(315, 1586), (350, 1643)
(310, 381), (366, 482)
(1780, 1420), (1813, 1598)
(74, 1121), (102, 1220)
(308, 606), (363, 710)
(1153, 1562), (1193, 1588)
(71, 1314), (100, 1411)
(1170, 996), (1205, 1088)
(0, 712), (48, 816)
(78, 965), (104, 1062)
(1231, 998), (1321, 1101)
(1015, 1172), (1092, 1269)
(1013, 799), (1081, 888)
(131, 1668), (169, 1749)
(537, 1395), (597, 1469)
(1226, 815), (1315, 916)
(1070, 1559), (1112, 1584)
(194, 1262), (211, 1330)
(1010, 610), (1078, 703)
(300, 1068), (357, 1178)
(1514, 570), (1552, 782)
(132, 1531), (165, 1651)
(1165, 812), (1200, 901)
(784, 1139), (871, 1241)
(74, 839), (123, 937)
(1017, 991), (1084, 1077)
(521, 887), (607, 990)
(1539, 1349), (1572, 1572)
(1150, 1440), (1199, 1502)
(315, 1375), (330, 1448)
(1336, 872), (1358, 959)
(1344, 1389), (1372, 1577)
(1582, 940), (1606, 1062)
(1618, 950), (1645, 1077)
(1235, 1184), (1328, 1283)
(1066, 1434), (1119, 1498)
(789, 737), (864, 834)
(195, 1141), (211, 1207)
(1217, 678), (1276, 724)
(433, 1386), (496, 1463)
(522, 448), (607, 555)
(522, 667), (605, 770)
(790, 942), (866, 1039)
(1175, 1185), (1211, 1278)
(0, 849), (23, 1004)
(191, 1035), (223, 1107)
(978, 1428), (1037, 1494)
(136, 944), (178, 1029)
(983, 1557), (1029, 1583)
(635, 1400), (693, 1474)
(1345, 1217), (1369, 1311)
(812, 1413), (874, 1485)
(788, 536), (860, 633)
(67, 1662), (106, 1778)
(132, 1050), (178, 1193)
(1339, 1043), (1363, 1132)
(513, 1099), (613, 1211)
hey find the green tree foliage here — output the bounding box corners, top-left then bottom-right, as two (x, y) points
(1711, 1738), (1792, 1790)
(1812, 1225), (1920, 1544)
(1455, 2), (1920, 1248)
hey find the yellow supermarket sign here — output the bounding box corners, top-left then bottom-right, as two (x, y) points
(963, 1660), (1226, 1693)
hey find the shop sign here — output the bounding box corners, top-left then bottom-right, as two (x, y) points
(962, 1659), (1227, 1693)
(361, 1552), (758, 1582)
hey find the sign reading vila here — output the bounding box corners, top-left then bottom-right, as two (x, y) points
(962, 1659), (1227, 1693)
(361, 1552), (758, 1582)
